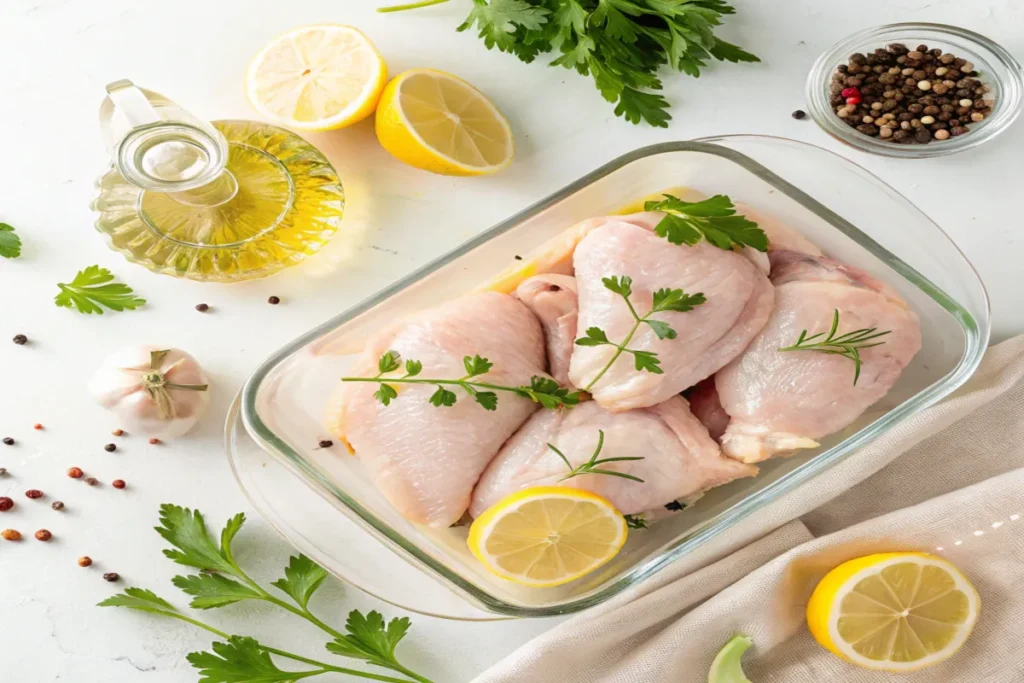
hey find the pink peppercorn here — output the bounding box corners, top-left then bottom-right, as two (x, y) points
(841, 87), (860, 98)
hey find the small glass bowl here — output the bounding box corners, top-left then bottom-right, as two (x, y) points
(806, 23), (1023, 158)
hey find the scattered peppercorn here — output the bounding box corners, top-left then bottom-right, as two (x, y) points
(67, 466), (84, 478)
(25, 489), (43, 499)
(318, 440), (333, 448)
(664, 500), (684, 511)
(35, 529), (52, 542)
(2, 437), (13, 446)
(0, 497), (13, 512)
(12, 334), (28, 345)
(268, 296), (281, 305)
(112, 429), (124, 437)
(148, 438), (161, 445)
(0, 467), (6, 476)
(78, 556), (93, 567)
(112, 479), (126, 489)
(513, 255), (523, 261)
(2, 529), (22, 541)
(33, 423), (43, 430)
(85, 477), (98, 486)
(104, 443), (117, 452)
(828, 43), (994, 145)
(51, 501), (64, 511)
(791, 109), (807, 119)
(103, 572), (120, 582)
(195, 303), (210, 312)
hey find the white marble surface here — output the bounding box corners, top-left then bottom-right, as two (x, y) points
(0, 0), (1022, 680)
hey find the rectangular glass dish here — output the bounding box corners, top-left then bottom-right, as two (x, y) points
(238, 137), (989, 617)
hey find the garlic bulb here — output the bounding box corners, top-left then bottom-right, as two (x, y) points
(89, 346), (210, 438)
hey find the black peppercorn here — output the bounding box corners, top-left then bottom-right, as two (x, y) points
(104, 443), (116, 452)
(318, 440), (333, 448)
(2, 437), (13, 446)
(103, 572), (120, 582)
(195, 303), (210, 312)
(51, 501), (64, 511)
(0, 467), (6, 476)
(791, 109), (806, 119)
(12, 334), (28, 345)
(268, 296), (281, 305)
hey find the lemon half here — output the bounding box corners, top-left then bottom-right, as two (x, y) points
(468, 487), (627, 587)
(807, 552), (980, 672)
(375, 69), (513, 176)
(246, 24), (387, 131)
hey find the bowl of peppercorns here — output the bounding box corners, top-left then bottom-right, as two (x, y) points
(806, 23), (1022, 157)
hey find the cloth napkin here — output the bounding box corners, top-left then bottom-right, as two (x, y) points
(474, 334), (1024, 683)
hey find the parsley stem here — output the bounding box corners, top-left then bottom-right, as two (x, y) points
(344, 376), (541, 401)
(377, 0), (449, 12)
(582, 320), (643, 393)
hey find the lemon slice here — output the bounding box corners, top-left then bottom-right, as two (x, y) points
(707, 635), (753, 683)
(246, 25), (387, 131)
(807, 552), (980, 672)
(468, 487), (627, 587)
(375, 69), (513, 176)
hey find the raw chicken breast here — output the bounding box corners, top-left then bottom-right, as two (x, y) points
(716, 250), (922, 463)
(327, 292), (548, 527)
(470, 396), (756, 517)
(570, 212), (774, 412)
(515, 274), (579, 387)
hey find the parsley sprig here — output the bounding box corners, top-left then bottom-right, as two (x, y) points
(0, 222), (22, 259)
(645, 194), (767, 252)
(378, 0), (759, 127)
(623, 514), (649, 529)
(549, 429), (645, 482)
(54, 265), (146, 314)
(100, 504), (433, 683)
(576, 275), (705, 391)
(778, 309), (891, 386)
(343, 351), (583, 411)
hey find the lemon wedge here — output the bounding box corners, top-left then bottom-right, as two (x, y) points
(807, 552), (980, 672)
(467, 487), (627, 587)
(707, 635), (754, 683)
(375, 69), (513, 176)
(246, 25), (387, 131)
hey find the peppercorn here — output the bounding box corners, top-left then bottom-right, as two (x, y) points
(78, 556), (93, 567)
(2, 437), (13, 446)
(103, 572), (120, 582)
(2, 529), (22, 541)
(112, 479), (126, 489)
(196, 303), (210, 312)
(112, 429), (124, 437)
(104, 443), (116, 452)
(0, 467), (6, 476)
(85, 477), (98, 486)
(33, 423), (43, 430)
(268, 296), (281, 305)
(67, 467), (83, 478)
(12, 334), (28, 345)
(35, 529), (52, 542)
(51, 501), (64, 511)
(318, 440), (333, 448)
(950, 126), (969, 136)
(0, 497), (13, 512)
(148, 438), (161, 445)
(791, 109), (806, 119)
(25, 489), (43, 499)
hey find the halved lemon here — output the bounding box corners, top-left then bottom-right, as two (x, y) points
(468, 487), (627, 587)
(807, 552), (980, 672)
(246, 25), (387, 131)
(375, 69), (513, 176)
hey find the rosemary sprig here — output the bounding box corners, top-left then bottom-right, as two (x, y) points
(548, 430), (645, 483)
(342, 351), (583, 411)
(576, 276), (706, 392)
(778, 309), (891, 386)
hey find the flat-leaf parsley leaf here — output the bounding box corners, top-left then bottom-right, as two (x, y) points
(55, 265), (146, 314)
(0, 223), (22, 259)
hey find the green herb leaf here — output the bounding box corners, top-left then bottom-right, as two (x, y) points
(188, 636), (305, 683)
(156, 504), (239, 576)
(0, 223), (22, 259)
(429, 386), (458, 407)
(646, 194), (768, 252)
(602, 275), (633, 298)
(172, 573), (263, 610)
(623, 514), (649, 529)
(326, 610), (412, 671)
(644, 319), (677, 340)
(457, 0), (551, 53)
(374, 384), (399, 406)
(98, 587), (178, 615)
(779, 309), (891, 386)
(404, 359), (423, 377)
(378, 350), (402, 374)
(54, 265), (146, 315)
(555, 430), (647, 483)
(575, 326), (611, 346)
(632, 350), (664, 374)
(270, 555), (329, 610)
(463, 355), (494, 377)
(651, 288), (707, 313)
(474, 391), (499, 411)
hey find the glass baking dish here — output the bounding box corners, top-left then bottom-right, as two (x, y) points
(232, 136), (989, 618)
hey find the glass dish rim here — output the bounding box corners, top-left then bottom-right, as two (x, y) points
(238, 136), (990, 617)
(805, 22), (1024, 159)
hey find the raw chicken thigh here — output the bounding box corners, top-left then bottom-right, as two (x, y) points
(470, 397), (756, 517)
(716, 250), (922, 463)
(570, 212), (774, 412)
(685, 377), (730, 443)
(515, 274), (579, 387)
(326, 292), (548, 527)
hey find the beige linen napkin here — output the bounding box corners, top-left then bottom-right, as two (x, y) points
(475, 335), (1024, 683)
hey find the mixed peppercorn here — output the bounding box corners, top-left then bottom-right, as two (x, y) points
(830, 43), (993, 144)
